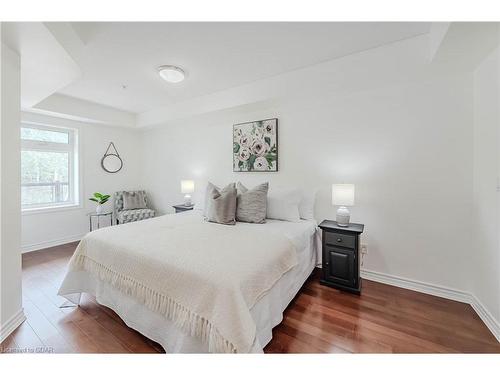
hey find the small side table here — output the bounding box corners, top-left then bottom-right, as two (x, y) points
(173, 204), (194, 213)
(88, 212), (113, 232)
(319, 220), (364, 294)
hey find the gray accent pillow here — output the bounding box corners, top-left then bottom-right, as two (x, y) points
(236, 182), (268, 223)
(206, 182), (237, 225)
(123, 191), (147, 210)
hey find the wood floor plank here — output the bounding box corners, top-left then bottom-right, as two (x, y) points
(265, 330), (327, 353)
(284, 310), (394, 353)
(2, 242), (498, 354)
(21, 298), (74, 353)
(22, 283), (101, 353)
(60, 308), (133, 353)
(20, 261), (135, 353)
(77, 294), (160, 353)
(287, 300), (456, 353)
(30, 281), (134, 353)
(6, 320), (45, 354)
(297, 283), (499, 352)
(0, 332), (18, 353)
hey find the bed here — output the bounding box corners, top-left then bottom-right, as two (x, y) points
(58, 209), (320, 353)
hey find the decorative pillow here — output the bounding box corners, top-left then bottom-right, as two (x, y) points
(122, 191), (147, 210)
(299, 189), (317, 220)
(266, 188), (301, 222)
(236, 182), (268, 223)
(206, 182), (237, 225)
(203, 182), (222, 217)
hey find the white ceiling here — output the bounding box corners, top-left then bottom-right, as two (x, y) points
(58, 22), (431, 114)
(2, 22), (81, 108)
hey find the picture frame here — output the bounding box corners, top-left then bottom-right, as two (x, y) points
(232, 118), (278, 172)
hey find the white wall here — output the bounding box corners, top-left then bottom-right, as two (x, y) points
(0, 41), (24, 340)
(141, 72), (474, 292)
(21, 112), (142, 252)
(472, 47), (500, 326)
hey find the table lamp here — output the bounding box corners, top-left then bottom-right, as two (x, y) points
(332, 184), (355, 227)
(181, 180), (195, 206)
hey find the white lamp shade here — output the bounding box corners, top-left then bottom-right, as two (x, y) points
(332, 184), (355, 206)
(181, 180), (195, 194)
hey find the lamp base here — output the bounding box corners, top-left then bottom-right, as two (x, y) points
(336, 206), (350, 227)
(183, 194), (192, 207)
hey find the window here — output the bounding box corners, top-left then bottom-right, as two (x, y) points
(21, 123), (79, 211)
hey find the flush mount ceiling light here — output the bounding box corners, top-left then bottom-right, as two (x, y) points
(157, 65), (185, 83)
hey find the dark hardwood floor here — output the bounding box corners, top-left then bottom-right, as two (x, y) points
(1, 242), (499, 353)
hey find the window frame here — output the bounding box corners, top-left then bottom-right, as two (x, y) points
(21, 122), (80, 213)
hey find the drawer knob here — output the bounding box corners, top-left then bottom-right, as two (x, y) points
(337, 238), (342, 242)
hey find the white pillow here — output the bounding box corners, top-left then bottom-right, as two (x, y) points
(194, 190), (206, 211)
(299, 189), (316, 220)
(267, 188), (301, 222)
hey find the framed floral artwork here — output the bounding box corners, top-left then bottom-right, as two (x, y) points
(233, 118), (278, 172)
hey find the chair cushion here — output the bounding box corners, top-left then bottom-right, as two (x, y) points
(123, 191), (147, 210)
(114, 190), (149, 213)
(118, 209), (155, 223)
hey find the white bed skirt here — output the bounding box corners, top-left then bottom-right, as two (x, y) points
(60, 231), (319, 353)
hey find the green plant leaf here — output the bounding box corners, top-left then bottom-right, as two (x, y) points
(94, 192), (103, 199)
(265, 152), (276, 162)
(89, 198), (99, 203)
(264, 137), (271, 146)
(247, 154), (256, 171)
(101, 195), (111, 200)
(233, 142), (240, 154)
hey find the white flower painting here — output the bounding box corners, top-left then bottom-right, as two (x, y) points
(233, 119), (278, 172)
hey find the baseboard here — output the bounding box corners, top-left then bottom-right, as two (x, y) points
(360, 269), (471, 303)
(0, 309), (26, 343)
(469, 295), (500, 342)
(361, 268), (500, 343)
(21, 233), (84, 254)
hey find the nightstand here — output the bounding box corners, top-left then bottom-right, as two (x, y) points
(87, 211), (113, 232)
(318, 220), (364, 294)
(173, 204), (194, 213)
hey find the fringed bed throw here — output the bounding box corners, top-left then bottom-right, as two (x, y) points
(59, 214), (298, 353)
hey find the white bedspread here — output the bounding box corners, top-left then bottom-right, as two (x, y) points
(58, 212), (299, 353)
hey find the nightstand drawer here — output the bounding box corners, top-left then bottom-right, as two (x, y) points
(324, 231), (355, 249)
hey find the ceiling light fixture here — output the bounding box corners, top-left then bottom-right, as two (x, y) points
(157, 65), (185, 83)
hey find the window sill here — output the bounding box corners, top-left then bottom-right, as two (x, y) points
(22, 204), (83, 216)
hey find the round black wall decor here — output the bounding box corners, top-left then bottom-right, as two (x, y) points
(101, 142), (123, 173)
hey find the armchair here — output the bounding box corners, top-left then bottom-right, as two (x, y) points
(114, 190), (155, 224)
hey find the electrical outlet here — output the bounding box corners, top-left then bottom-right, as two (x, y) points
(360, 243), (368, 254)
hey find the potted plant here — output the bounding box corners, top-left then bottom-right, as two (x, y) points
(89, 192), (110, 214)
